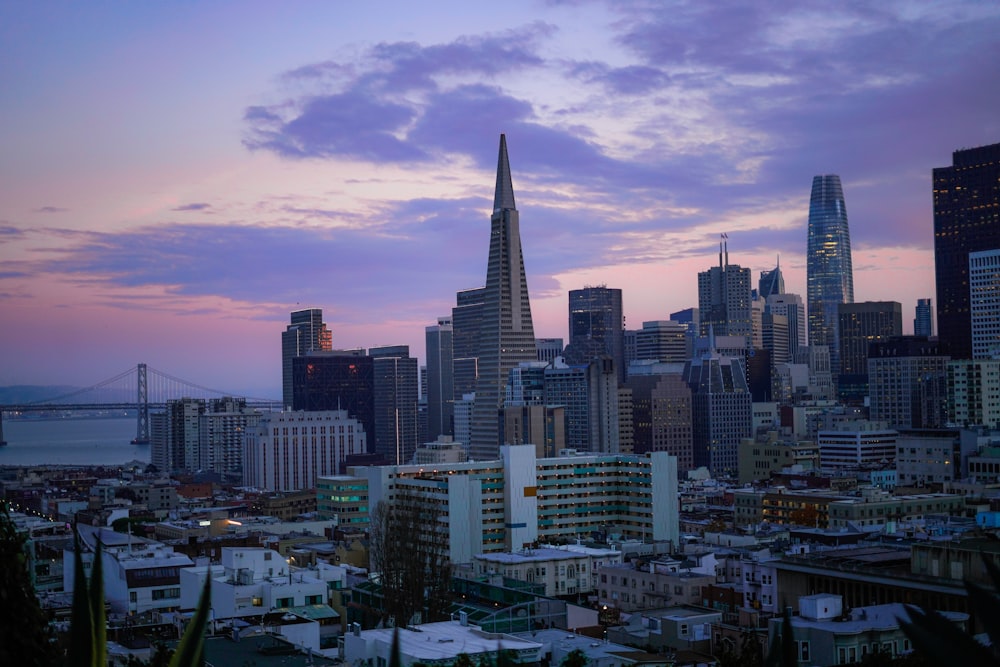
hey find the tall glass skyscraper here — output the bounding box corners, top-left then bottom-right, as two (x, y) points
(933, 142), (1000, 360)
(807, 175), (854, 376)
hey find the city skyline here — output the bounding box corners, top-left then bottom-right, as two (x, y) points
(2, 2), (999, 396)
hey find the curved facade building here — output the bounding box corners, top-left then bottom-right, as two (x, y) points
(807, 174), (854, 374)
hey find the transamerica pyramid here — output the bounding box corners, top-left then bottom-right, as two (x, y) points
(469, 134), (537, 460)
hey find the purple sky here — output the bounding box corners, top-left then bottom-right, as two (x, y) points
(2, 1), (999, 398)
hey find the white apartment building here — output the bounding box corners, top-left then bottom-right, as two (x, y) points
(351, 445), (679, 565)
(64, 525), (194, 615)
(179, 547), (329, 619)
(243, 410), (367, 491)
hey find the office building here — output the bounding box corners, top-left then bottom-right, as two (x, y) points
(914, 298), (934, 338)
(761, 311), (790, 365)
(281, 309), (332, 409)
(634, 320), (689, 364)
(243, 410), (366, 491)
(452, 287), (486, 400)
(698, 240), (753, 344)
(868, 337), (949, 429)
(807, 175), (855, 376)
(535, 338), (564, 364)
(970, 249), (1000, 359)
(683, 353), (752, 476)
(837, 301), (902, 403)
(425, 317), (454, 440)
(291, 352), (375, 450)
(766, 292), (807, 354)
(758, 258), (785, 298)
(565, 286), (625, 380)
(370, 345), (419, 465)
(470, 135), (538, 460)
(817, 423), (897, 471)
(626, 363), (693, 467)
(933, 142), (1000, 359)
(543, 358), (620, 453)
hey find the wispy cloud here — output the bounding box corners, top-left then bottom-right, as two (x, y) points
(172, 203), (212, 212)
(34, 206), (68, 213)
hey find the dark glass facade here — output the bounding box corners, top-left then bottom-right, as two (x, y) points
(933, 142), (1000, 360)
(565, 286), (625, 381)
(807, 175), (854, 375)
(291, 354), (375, 451)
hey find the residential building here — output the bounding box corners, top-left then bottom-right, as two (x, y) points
(243, 410), (367, 491)
(807, 174), (855, 377)
(316, 475), (369, 528)
(933, 142), (1000, 359)
(470, 135), (538, 460)
(354, 446), (679, 565)
(895, 428), (971, 488)
(473, 548), (595, 598)
(282, 309), (333, 409)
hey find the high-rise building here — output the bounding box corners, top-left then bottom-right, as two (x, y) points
(634, 321), (689, 363)
(470, 135), (537, 460)
(933, 142), (1000, 359)
(565, 286), (625, 381)
(868, 337), (950, 429)
(535, 338), (564, 364)
(370, 345), (419, 465)
(243, 410), (366, 491)
(151, 397), (258, 475)
(425, 317), (454, 440)
(452, 287), (486, 400)
(837, 301), (902, 403)
(281, 309), (332, 409)
(948, 359), (1000, 428)
(683, 353), (752, 477)
(970, 249), (1000, 359)
(626, 363), (692, 467)
(758, 258), (785, 298)
(807, 175), (854, 376)
(291, 352), (375, 452)
(698, 240), (752, 344)
(543, 359), (620, 454)
(766, 293), (807, 355)
(914, 298), (934, 338)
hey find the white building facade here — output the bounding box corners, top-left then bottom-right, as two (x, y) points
(243, 410), (367, 491)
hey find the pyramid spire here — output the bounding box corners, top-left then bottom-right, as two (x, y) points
(493, 133), (516, 213)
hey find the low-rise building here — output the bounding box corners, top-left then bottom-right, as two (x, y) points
(473, 548), (595, 598)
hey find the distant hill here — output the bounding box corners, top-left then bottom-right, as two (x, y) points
(0, 385), (87, 404)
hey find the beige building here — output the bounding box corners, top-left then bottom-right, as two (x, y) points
(738, 431), (819, 484)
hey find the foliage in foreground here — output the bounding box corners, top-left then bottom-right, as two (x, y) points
(68, 527), (212, 667)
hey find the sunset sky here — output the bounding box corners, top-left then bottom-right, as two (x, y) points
(2, 1), (999, 398)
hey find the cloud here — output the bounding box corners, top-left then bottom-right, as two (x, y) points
(172, 203), (212, 212)
(34, 206), (68, 213)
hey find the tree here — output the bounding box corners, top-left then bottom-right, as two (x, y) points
(369, 492), (452, 627)
(559, 648), (588, 667)
(0, 502), (55, 667)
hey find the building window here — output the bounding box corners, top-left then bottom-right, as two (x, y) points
(798, 641), (810, 661)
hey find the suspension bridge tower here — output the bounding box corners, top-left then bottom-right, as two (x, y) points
(132, 362), (150, 444)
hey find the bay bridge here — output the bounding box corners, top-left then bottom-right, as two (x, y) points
(0, 363), (281, 446)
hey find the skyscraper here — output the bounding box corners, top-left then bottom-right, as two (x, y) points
(933, 142), (1000, 359)
(837, 301), (902, 404)
(425, 317), (454, 440)
(697, 240), (752, 344)
(758, 258), (785, 298)
(914, 298), (934, 338)
(451, 286), (486, 400)
(565, 286), (625, 381)
(807, 175), (854, 376)
(281, 309), (332, 408)
(470, 135), (537, 460)
(370, 345), (419, 465)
